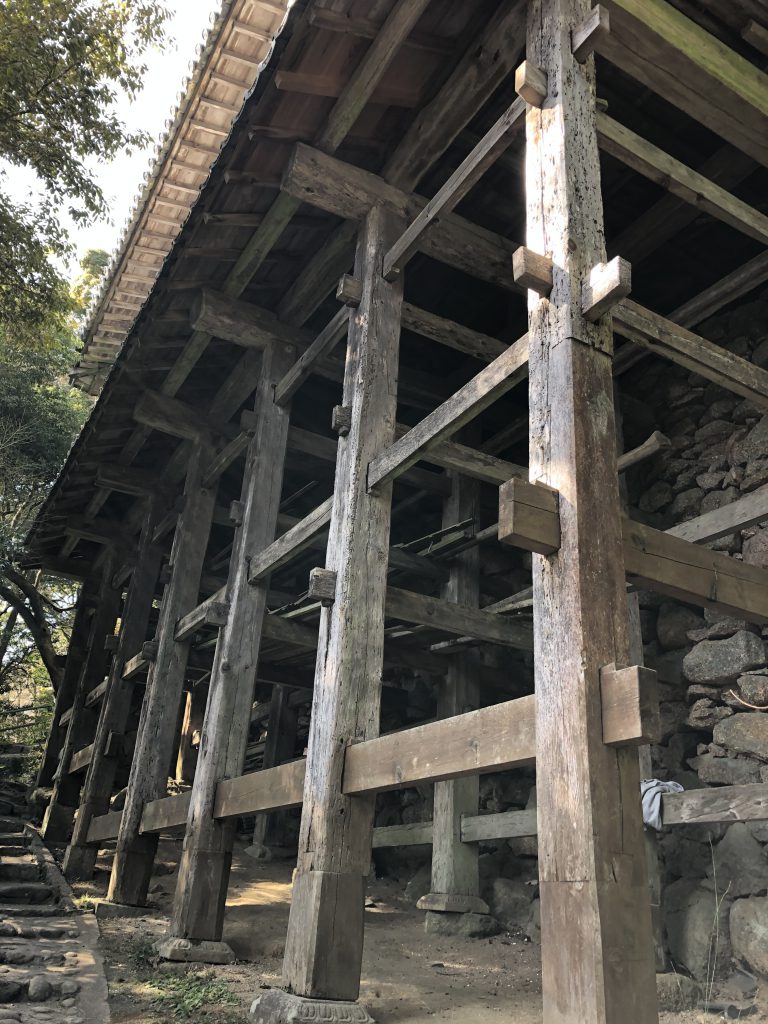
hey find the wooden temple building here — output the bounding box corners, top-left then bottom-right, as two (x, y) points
(25, 0), (768, 1020)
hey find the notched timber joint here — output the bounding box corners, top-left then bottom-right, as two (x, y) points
(498, 479), (560, 556)
(308, 567), (337, 607)
(141, 640), (159, 662)
(600, 662), (660, 747)
(332, 405), (353, 436)
(514, 61), (548, 108)
(512, 247), (553, 297)
(582, 256), (631, 323)
(572, 5), (610, 64)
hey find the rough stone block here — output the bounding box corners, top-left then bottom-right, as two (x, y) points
(249, 988), (375, 1024)
(156, 937), (235, 965)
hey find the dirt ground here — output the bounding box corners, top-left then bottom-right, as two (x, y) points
(66, 838), (767, 1024)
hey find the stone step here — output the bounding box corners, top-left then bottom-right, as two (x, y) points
(0, 862), (40, 882)
(0, 903), (61, 918)
(0, 832), (29, 844)
(0, 881), (54, 904)
(0, 846), (31, 858)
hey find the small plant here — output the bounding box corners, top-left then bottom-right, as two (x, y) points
(703, 837), (731, 1014)
(72, 895), (95, 912)
(147, 971), (238, 1019)
(125, 935), (158, 973)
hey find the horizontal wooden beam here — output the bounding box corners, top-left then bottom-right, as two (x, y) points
(667, 482), (768, 544)
(174, 596), (229, 642)
(596, 0), (768, 167)
(84, 679), (109, 708)
(617, 430), (670, 472)
(613, 300), (768, 410)
(369, 334), (529, 490)
(133, 389), (212, 443)
(382, 96), (525, 280)
(140, 791), (191, 834)
(122, 652), (150, 679)
(597, 113), (768, 244)
(662, 783), (768, 825)
(247, 497), (334, 583)
(274, 307), (350, 406)
(69, 744), (94, 774)
(371, 821), (434, 848)
(281, 143), (518, 292)
(400, 302), (507, 363)
(386, 586), (533, 650)
(213, 758), (306, 819)
(86, 809), (123, 844)
(95, 464), (160, 496)
(202, 433), (250, 488)
(461, 807), (538, 843)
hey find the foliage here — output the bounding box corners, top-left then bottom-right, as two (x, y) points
(148, 972), (239, 1019)
(0, 0), (169, 335)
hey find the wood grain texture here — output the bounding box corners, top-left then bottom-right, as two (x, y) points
(525, 1), (657, 1019)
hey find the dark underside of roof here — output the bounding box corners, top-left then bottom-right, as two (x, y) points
(27, 0), (768, 606)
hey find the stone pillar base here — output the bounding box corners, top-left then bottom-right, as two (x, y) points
(424, 911), (501, 938)
(416, 892), (489, 914)
(94, 900), (150, 920)
(157, 937), (235, 965)
(249, 989), (375, 1024)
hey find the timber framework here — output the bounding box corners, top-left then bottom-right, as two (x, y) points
(26, 1), (768, 1022)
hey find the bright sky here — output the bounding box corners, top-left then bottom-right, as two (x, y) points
(4, 0), (220, 274)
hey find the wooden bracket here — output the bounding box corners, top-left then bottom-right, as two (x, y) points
(498, 479), (560, 555)
(600, 663), (660, 747)
(141, 640), (159, 662)
(512, 247), (553, 296)
(515, 61), (548, 107)
(332, 405), (353, 436)
(582, 256), (631, 322)
(229, 500), (244, 526)
(104, 634), (119, 651)
(572, 5), (610, 63)
(308, 567), (337, 607)
(336, 273), (362, 307)
(240, 409), (259, 435)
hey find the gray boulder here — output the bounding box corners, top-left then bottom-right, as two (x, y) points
(664, 877), (731, 980)
(714, 714), (768, 761)
(686, 699), (732, 731)
(704, 823), (768, 898)
(730, 896), (768, 977)
(733, 414), (768, 464)
(488, 878), (534, 931)
(656, 604), (704, 652)
(638, 481), (672, 513)
(424, 912), (501, 938)
(655, 972), (701, 1011)
(683, 632), (765, 686)
(735, 672), (768, 707)
(743, 529), (768, 569)
(688, 752), (763, 786)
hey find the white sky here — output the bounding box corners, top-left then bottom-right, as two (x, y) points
(3, 0), (220, 274)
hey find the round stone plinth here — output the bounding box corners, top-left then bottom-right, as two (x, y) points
(249, 988), (375, 1024)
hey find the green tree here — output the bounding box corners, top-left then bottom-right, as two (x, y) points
(0, 0), (169, 337)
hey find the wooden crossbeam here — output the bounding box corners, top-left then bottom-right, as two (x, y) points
(281, 143), (517, 292)
(133, 390), (213, 442)
(174, 596), (229, 642)
(662, 783), (768, 825)
(69, 744), (94, 774)
(84, 679), (109, 708)
(368, 334), (529, 490)
(86, 810), (124, 844)
(400, 302), (507, 363)
(274, 307), (350, 405)
(613, 299), (768, 410)
(386, 586), (533, 650)
(382, 96), (525, 281)
(597, 113), (768, 244)
(499, 483), (768, 622)
(95, 465), (160, 497)
(596, 0), (768, 167)
(202, 433), (250, 488)
(122, 652), (150, 680)
(667, 482), (768, 544)
(247, 497), (334, 583)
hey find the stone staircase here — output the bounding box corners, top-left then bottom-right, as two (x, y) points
(0, 814), (110, 1023)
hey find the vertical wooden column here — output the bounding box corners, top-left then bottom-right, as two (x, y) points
(422, 471), (487, 926)
(164, 337), (295, 956)
(251, 684), (299, 853)
(175, 679), (209, 784)
(63, 497), (164, 880)
(37, 576), (99, 790)
(108, 443), (218, 907)
(42, 563), (120, 841)
(525, 2), (658, 1021)
(279, 205), (403, 1005)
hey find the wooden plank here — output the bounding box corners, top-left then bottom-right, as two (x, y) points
(372, 821), (434, 848)
(140, 791), (192, 834)
(69, 744), (94, 774)
(386, 587), (533, 650)
(596, 0), (768, 167)
(400, 303), (507, 363)
(86, 810), (123, 845)
(84, 679), (109, 708)
(343, 696), (536, 794)
(274, 307), (349, 406)
(600, 663), (660, 747)
(666, 483), (768, 544)
(742, 20), (768, 58)
(191, 288), (303, 350)
(202, 433), (250, 488)
(174, 596), (229, 643)
(122, 653), (149, 680)
(382, 97), (525, 280)
(613, 299), (768, 410)
(169, 339), (296, 943)
(397, 428), (524, 485)
(368, 334), (529, 491)
(281, 208), (404, 1002)
(461, 808), (538, 843)
(498, 479), (560, 556)
(133, 389), (211, 442)
(212, 759), (306, 820)
(247, 497), (333, 583)
(281, 143), (518, 293)
(597, 113), (768, 244)
(95, 464), (159, 496)
(662, 783), (768, 825)
(525, 0), (657, 1018)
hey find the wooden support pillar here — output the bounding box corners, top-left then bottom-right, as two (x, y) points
(251, 684), (299, 853)
(37, 575), (99, 790)
(165, 336), (295, 953)
(108, 443), (218, 907)
(42, 563), (120, 841)
(525, 2), (658, 1021)
(422, 469), (487, 925)
(176, 680), (209, 784)
(63, 497), (164, 880)
(278, 205), (403, 1004)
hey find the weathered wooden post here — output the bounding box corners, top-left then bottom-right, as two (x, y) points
(107, 443), (218, 908)
(252, 205), (404, 1022)
(63, 497), (164, 880)
(175, 680), (209, 784)
(37, 576), (100, 792)
(524, 1), (658, 1019)
(251, 684), (299, 855)
(162, 337), (295, 963)
(42, 563), (120, 841)
(420, 470), (487, 928)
